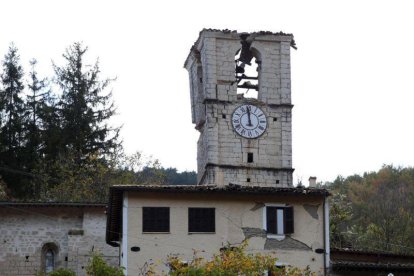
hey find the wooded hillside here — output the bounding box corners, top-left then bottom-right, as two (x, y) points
(326, 165), (414, 255)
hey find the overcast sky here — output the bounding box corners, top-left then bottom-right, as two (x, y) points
(1, 0), (413, 184)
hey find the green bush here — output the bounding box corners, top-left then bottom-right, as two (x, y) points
(35, 268), (76, 276)
(86, 253), (124, 276)
(48, 268), (76, 276)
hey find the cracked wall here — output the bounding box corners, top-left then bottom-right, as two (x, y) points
(125, 192), (326, 275)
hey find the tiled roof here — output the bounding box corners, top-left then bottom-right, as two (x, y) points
(0, 201), (106, 208)
(331, 248), (414, 272)
(108, 184), (329, 196)
(332, 261), (414, 272)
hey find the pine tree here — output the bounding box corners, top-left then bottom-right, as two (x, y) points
(54, 42), (120, 166)
(0, 44), (27, 197)
(24, 59), (54, 197)
(25, 60), (45, 160)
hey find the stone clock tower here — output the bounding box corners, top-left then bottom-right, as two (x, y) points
(184, 29), (295, 187)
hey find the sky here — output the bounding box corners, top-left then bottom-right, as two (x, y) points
(1, 0), (414, 184)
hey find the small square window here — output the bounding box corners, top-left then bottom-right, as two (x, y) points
(143, 207), (170, 232)
(266, 206), (294, 235)
(188, 208), (215, 233)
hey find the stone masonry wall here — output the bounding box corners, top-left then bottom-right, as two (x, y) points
(186, 30), (294, 187)
(0, 206), (118, 276)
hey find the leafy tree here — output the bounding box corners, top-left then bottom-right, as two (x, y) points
(326, 165), (414, 254)
(37, 150), (165, 202)
(54, 42), (119, 165)
(164, 167), (197, 185)
(0, 43), (27, 197)
(329, 192), (352, 248)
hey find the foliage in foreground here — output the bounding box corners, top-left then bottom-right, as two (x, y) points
(86, 253), (124, 276)
(141, 242), (315, 276)
(36, 268), (75, 276)
(36, 253), (124, 276)
(47, 268), (76, 276)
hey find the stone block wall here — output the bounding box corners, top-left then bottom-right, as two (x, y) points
(196, 101), (293, 186)
(185, 30), (294, 187)
(0, 205), (118, 276)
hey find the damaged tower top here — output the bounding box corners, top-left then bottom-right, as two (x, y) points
(184, 29), (296, 188)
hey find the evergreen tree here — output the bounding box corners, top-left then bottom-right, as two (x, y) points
(24, 59), (55, 197)
(54, 42), (119, 165)
(0, 44), (27, 197)
(25, 59), (46, 156)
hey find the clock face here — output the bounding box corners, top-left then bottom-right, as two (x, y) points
(232, 104), (267, 138)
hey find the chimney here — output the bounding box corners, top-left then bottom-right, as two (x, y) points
(308, 176), (317, 188)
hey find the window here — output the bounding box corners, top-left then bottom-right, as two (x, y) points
(266, 206), (294, 235)
(41, 243), (58, 274)
(188, 208), (215, 233)
(45, 249), (54, 273)
(142, 207), (170, 232)
(247, 153), (254, 163)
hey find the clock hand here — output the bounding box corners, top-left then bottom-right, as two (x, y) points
(247, 106), (253, 127)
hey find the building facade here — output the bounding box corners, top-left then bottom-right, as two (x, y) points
(106, 29), (330, 275)
(0, 202), (118, 276)
(106, 185), (330, 275)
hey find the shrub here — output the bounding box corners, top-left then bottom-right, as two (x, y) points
(86, 252), (124, 276)
(166, 241), (315, 276)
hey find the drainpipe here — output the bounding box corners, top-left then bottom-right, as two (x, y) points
(323, 197), (330, 275)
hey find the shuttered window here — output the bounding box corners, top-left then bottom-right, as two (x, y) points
(142, 207), (170, 232)
(266, 206), (294, 235)
(188, 208), (215, 233)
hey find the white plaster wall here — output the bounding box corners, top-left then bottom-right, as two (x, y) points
(126, 192), (326, 275)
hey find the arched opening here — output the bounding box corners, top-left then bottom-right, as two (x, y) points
(45, 249), (55, 273)
(41, 242), (59, 274)
(235, 40), (260, 99)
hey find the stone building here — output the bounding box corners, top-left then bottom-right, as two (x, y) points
(106, 29), (330, 275)
(187, 29), (294, 187)
(0, 202), (118, 275)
